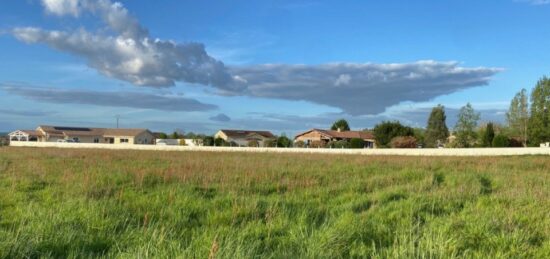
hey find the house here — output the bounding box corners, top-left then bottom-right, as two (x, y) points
(294, 128), (376, 148)
(214, 129), (276, 147)
(9, 125), (155, 145)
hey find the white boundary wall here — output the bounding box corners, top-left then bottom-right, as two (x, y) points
(8, 141), (550, 156)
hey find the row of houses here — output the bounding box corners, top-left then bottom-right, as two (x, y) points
(8, 125), (377, 148)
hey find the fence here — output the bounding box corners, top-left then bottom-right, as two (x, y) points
(7, 141), (550, 156)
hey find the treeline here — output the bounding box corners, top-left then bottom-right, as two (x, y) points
(156, 131), (294, 147)
(371, 76), (550, 148)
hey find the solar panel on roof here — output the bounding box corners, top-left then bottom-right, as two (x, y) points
(53, 127), (91, 131)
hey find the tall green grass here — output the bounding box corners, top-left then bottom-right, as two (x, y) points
(0, 147), (549, 258)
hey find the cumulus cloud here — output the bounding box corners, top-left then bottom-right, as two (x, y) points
(209, 113), (231, 122)
(228, 61), (501, 115)
(14, 0), (234, 88)
(1, 84), (217, 112)
(11, 0), (502, 115)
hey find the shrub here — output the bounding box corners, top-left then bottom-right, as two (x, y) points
(203, 136), (214, 146)
(178, 139), (186, 146)
(309, 140), (326, 148)
(349, 138), (366, 149)
(328, 140), (349, 149)
(294, 140), (305, 148)
(214, 137), (226, 146)
(373, 121), (415, 148)
(263, 139), (277, 147)
(247, 140), (259, 147)
(390, 136), (417, 148)
(276, 135), (292, 147)
(492, 134), (510, 147)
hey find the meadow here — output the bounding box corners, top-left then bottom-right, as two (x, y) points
(0, 147), (549, 258)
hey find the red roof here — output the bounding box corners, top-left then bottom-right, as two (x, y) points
(295, 129), (374, 140)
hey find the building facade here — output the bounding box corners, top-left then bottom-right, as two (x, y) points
(215, 129), (276, 147)
(294, 129), (376, 148)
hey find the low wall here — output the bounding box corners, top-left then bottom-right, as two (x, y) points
(8, 141), (550, 156)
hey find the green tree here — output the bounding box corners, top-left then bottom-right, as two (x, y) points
(424, 105), (449, 148)
(276, 134), (292, 147)
(454, 103), (480, 148)
(158, 133), (168, 139)
(349, 138), (365, 149)
(528, 77), (550, 146)
(482, 122), (495, 147)
(373, 121), (414, 148)
(331, 119), (350, 131)
(506, 88), (529, 147)
(492, 134), (510, 147)
(203, 136), (214, 146)
(214, 137), (226, 146)
(170, 131), (180, 139)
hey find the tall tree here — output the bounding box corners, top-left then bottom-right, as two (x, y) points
(482, 122), (495, 147)
(424, 105), (449, 148)
(506, 88), (529, 146)
(454, 103), (480, 148)
(528, 77), (550, 146)
(331, 119), (350, 131)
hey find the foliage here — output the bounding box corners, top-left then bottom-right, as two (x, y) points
(482, 122), (495, 147)
(424, 105), (449, 148)
(170, 131), (181, 139)
(214, 137), (226, 146)
(247, 139), (259, 147)
(349, 138), (365, 149)
(276, 135), (293, 148)
(454, 103), (480, 148)
(178, 139), (186, 146)
(390, 136), (417, 148)
(492, 134), (510, 147)
(309, 140), (326, 148)
(528, 77), (550, 146)
(373, 121), (414, 148)
(263, 139), (277, 147)
(331, 119), (350, 131)
(328, 140), (350, 149)
(158, 133), (168, 139)
(2, 148), (550, 258)
(202, 136), (214, 146)
(412, 128), (426, 147)
(506, 88), (529, 146)
(294, 140), (305, 148)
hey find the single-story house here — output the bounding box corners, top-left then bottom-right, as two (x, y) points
(9, 125), (155, 145)
(294, 128), (376, 148)
(214, 129), (276, 147)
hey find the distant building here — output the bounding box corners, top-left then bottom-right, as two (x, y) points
(9, 125), (154, 145)
(294, 128), (376, 148)
(214, 129), (276, 147)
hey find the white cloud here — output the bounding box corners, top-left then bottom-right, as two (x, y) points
(42, 0), (81, 16)
(517, 0), (550, 5)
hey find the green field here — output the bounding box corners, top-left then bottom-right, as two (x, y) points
(0, 147), (549, 258)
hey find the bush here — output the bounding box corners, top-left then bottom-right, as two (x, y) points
(294, 140), (305, 148)
(276, 135), (292, 147)
(350, 138), (366, 149)
(492, 135), (510, 147)
(263, 139), (277, 147)
(203, 136), (214, 146)
(309, 140), (326, 148)
(247, 140), (259, 147)
(178, 139), (186, 146)
(328, 140), (349, 149)
(390, 136), (417, 148)
(214, 137), (226, 146)
(373, 121), (415, 148)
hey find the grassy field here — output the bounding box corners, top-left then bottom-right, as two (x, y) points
(0, 147), (549, 258)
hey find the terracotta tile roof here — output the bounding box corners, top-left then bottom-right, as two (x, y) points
(295, 129), (375, 140)
(219, 129), (275, 139)
(38, 125), (150, 137)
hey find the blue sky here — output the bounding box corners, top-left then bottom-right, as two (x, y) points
(1, 0), (549, 135)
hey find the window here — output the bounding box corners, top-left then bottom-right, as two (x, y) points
(120, 138), (129, 143)
(94, 138), (100, 143)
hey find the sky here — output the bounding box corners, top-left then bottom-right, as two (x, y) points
(1, 0), (549, 136)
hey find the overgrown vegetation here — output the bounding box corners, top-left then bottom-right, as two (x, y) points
(1, 147), (550, 258)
